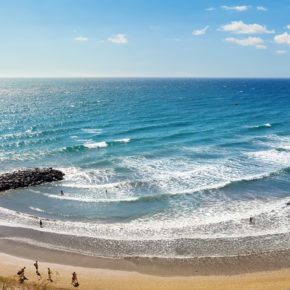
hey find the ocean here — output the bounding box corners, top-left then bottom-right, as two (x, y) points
(0, 78), (290, 258)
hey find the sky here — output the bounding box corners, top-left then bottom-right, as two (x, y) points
(0, 0), (290, 78)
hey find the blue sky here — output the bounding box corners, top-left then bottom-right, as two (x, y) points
(0, 0), (290, 77)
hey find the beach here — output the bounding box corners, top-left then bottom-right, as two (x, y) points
(1, 78), (290, 288)
(1, 0), (290, 287)
(1, 237), (290, 289)
(1, 251), (290, 290)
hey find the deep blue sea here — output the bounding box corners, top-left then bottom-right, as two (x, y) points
(0, 78), (290, 257)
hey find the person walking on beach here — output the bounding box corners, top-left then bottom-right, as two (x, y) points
(47, 267), (53, 282)
(17, 267), (25, 276)
(17, 267), (27, 282)
(39, 219), (43, 228)
(72, 272), (79, 287)
(34, 260), (40, 276)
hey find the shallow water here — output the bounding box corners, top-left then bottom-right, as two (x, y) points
(0, 78), (290, 257)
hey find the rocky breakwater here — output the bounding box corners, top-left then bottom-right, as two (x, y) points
(0, 168), (64, 192)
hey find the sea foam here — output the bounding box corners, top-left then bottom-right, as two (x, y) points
(84, 141), (107, 148)
(114, 138), (130, 143)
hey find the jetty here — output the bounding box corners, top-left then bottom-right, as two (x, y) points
(0, 168), (64, 192)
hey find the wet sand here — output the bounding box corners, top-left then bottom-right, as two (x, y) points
(1, 252), (290, 290)
(0, 238), (290, 276)
(0, 235), (290, 289)
(1, 237), (290, 276)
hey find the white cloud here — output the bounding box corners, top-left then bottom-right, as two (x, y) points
(287, 25), (290, 29)
(74, 36), (88, 41)
(193, 25), (210, 36)
(257, 6), (267, 11)
(221, 21), (274, 34)
(274, 32), (290, 45)
(221, 5), (249, 11)
(256, 44), (267, 50)
(108, 34), (128, 44)
(225, 36), (264, 49)
(276, 50), (287, 54)
(206, 7), (215, 11)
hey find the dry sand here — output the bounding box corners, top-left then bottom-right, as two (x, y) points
(1, 253), (290, 290)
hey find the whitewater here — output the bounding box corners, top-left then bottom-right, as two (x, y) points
(0, 78), (290, 258)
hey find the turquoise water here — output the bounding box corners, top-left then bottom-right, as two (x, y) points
(0, 78), (290, 257)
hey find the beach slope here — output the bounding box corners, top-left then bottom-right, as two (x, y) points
(1, 253), (290, 290)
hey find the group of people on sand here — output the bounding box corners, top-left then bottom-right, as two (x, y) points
(17, 261), (79, 287)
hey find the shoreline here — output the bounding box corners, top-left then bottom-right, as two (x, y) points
(1, 238), (290, 277)
(1, 224), (290, 260)
(1, 252), (290, 290)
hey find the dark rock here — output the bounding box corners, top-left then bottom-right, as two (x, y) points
(0, 168), (64, 192)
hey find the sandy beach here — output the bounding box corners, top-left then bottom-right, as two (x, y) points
(1, 236), (290, 290)
(1, 252), (290, 290)
(1, 0), (290, 286)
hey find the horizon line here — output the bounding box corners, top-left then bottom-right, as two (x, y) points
(0, 76), (290, 79)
